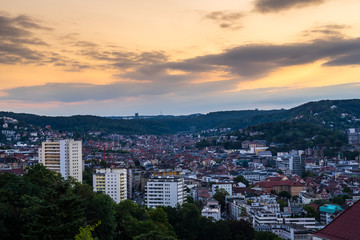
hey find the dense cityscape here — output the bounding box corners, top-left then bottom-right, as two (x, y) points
(2, 0), (360, 239)
(1, 100), (360, 239)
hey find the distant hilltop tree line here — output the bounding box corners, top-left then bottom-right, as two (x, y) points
(1, 99), (360, 136)
(0, 165), (280, 240)
(195, 121), (348, 158)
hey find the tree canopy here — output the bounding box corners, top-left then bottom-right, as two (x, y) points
(0, 165), (281, 240)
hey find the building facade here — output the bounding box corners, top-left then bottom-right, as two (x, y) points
(38, 139), (82, 182)
(212, 183), (233, 196)
(93, 168), (128, 203)
(145, 177), (186, 208)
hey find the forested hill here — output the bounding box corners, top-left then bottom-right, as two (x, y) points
(1, 99), (360, 134)
(286, 99), (360, 129)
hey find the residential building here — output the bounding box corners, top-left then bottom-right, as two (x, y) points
(38, 139), (82, 182)
(145, 177), (186, 208)
(290, 155), (305, 177)
(347, 128), (360, 145)
(257, 179), (305, 196)
(319, 204), (343, 225)
(212, 183), (233, 195)
(93, 168), (127, 203)
(277, 155), (305, 177)
(273, 224), (316, 240)
(201, 198), (221, 221)
(313, 199), (360, 240)
(253, 210), (316, 227)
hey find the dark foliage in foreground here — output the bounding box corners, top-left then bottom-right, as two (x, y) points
(0, 165), (280, 239)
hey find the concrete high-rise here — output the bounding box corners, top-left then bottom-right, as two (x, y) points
(93, 168), (127, 203)
(145, 177), (186, 208)
(289, 155), (305, 177)
(38, 139), (83, 182)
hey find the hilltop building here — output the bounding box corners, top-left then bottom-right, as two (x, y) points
(93, 168), (128, 203)
(38, 139), (82, 182)
(347, 128), (360, 145)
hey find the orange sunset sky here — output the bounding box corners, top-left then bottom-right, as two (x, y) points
(1, 0), (360, 116)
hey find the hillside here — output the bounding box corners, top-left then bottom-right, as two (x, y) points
(1, 99), (360, 135)
(286, 99), (360, 129)
(0, 112), (172, 135)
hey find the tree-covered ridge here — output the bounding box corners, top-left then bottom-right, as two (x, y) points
(194, 120), (347, 154)
(1, 99), (360, 134)
(0, 112), (172, 135)
(0, 166), (276, 240)
(287, 99), (360, 129)
(240, 121), (347, 149)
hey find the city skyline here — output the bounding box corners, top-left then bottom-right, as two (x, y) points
(1, 0), (360, 116)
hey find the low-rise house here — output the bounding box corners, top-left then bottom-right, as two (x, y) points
(319, 204), (343, 225)
(312, 199), (360, 240)
(201, 198), (221, 221)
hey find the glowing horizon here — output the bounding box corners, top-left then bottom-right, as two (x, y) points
(1, 0), (360, 116)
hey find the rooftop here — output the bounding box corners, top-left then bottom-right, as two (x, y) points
(314, 200), (360, 240)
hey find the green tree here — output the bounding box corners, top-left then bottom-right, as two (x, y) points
(233, 175), (249, 187)
(303, 205), (317, 218)
(254, 231), (283, 240)
(74, 222), (101, 240)
(213, 188), (229, 212)
(277, 199), (288, 212)
(169, 203), (209, 240)
(21, 166), (86, 240)
(343, 187), (353, 195)
(331, 196), (345, 205)
(227, 220), (255, 240)
(100, 160), (108, 168)
(83, 166), (93, 186)
(196, 139), (211, 149)
(86, 194), (116, 240)
(278, 191), (291, 199)
(148, 208), (176, 238)
(133, 231), (177, 240)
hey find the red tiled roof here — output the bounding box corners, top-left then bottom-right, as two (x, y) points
(0, 168), (23, 175)
(314, 200), (360, 240)
(257, 180), (304, 188)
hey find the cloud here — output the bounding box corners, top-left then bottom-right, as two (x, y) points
(0, 43), (45, 63)
(0, 13), (51, 41)
(204, 11), (244, 30)
(0, 74), (239, 103)
(156, 37), (360, 79)
(48, 33), (360, 82)
(78, 36), (360, 87)
(302, 24), (350, 38)
(5, 12), (359, 84)
(253, 0), (327, 13)
(74, 41), (98, 48)
(0, 13), (51, 64)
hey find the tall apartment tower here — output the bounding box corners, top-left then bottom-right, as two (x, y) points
(93, 168), (127, 203)
(38, 139), (83, 182)
(289, 155), (305, 178)
(145, 177), (186, 208)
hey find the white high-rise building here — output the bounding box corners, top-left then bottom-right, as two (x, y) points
(93, 168), (128, 203)
(145, 177), (186, 208)
(38, 139), (82, 182)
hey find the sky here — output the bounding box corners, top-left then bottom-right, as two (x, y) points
(1, 0), (360, 116)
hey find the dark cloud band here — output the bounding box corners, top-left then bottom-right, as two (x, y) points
(254, 0), (326, 13)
